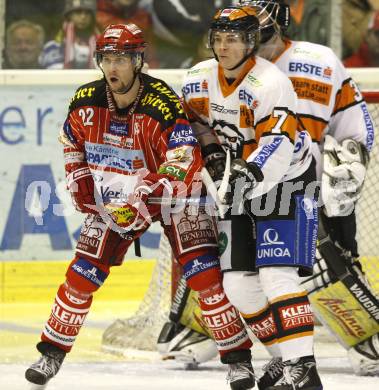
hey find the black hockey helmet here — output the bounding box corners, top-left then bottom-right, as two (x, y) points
(238, 1), (290, 43)
(208, 6), (260, 53)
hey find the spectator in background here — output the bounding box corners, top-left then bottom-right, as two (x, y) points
(5, 0), (64, 41)
(3, 20), (45, 69)
(344, 10), (379, 67)
(96, 0), (158, 67)
(285, 0), (329, 45)
(343, 0), (379, 59)
(40, 0), (98, 69)
(150, 0), (232, 68)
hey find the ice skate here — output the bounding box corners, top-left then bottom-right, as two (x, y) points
(25, 342), (66, 386)
(224, 350), (255, 390)
(348, 334), (379, 376)
(258, 357), (284, 389)
(266, 356), (322, 390)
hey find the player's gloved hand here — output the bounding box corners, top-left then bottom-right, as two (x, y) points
(202, 143), (226, 184)
(322, 136), (369, 217)
(105, 172), (173, 230)
(225, 159), (264, 205)
(66, 166), (97, 214)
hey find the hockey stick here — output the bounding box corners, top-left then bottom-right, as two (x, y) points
(217, 149), (231, 219)
(147, 195), (215, 206)
(317, 216), (379, 322)
(148, 149), (232, 215)
(200, 150), (231, 219)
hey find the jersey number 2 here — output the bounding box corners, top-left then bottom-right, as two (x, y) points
(79, 108), (94, 126)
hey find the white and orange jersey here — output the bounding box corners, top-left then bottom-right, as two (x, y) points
(274, 40), (375, 176)
(182, 56), (313, 197)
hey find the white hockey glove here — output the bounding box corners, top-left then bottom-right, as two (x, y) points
(322, 135), (369, 217)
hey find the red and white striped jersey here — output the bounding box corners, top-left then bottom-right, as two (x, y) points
(60, 73), (203, 203)
(182, 56), (313, 197)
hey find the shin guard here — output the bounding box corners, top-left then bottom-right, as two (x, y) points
(41, 283), (92, 352)
(270, 292), (315, 361)
(243, 305), (279, 349)
(198, 283), (252, 359)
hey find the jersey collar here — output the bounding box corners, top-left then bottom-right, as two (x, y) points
(272, 39), (292, 64)
(218, 57), (256, 98)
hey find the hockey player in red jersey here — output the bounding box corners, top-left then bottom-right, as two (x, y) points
(24, 23), (254, 388)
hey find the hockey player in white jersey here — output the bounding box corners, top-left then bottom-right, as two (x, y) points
(157, 1), (378, 387)
(236, 0), (379, 383)
(182, 6), (322, 390)
(157, 0), (378, 388)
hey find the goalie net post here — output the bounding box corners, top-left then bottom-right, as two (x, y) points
(102, 70), (379, 354)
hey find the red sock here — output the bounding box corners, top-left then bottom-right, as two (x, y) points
(198, 283), (252, 358)
(41, 283), (92, 352)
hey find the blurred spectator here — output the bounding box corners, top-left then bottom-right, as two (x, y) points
(6, 0), (64, 41)
(342, 0), (379, 59)
(150, 0), (232, 68)
(344, 10), (379, 67)
(40, 0), (98, 69)
(3, 19), (45, 69)
(96, 0), (158, 67)
(285, 0), (329, 45)
(192, 32), (213, 66)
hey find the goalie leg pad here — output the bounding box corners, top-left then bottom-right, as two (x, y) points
(307, 216), (379, 349)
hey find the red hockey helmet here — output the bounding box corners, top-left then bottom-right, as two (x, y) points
(95, 23), (147, 70)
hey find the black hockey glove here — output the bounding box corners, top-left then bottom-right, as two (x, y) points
(225, 159), (264, 205)
(230, 159), (264, 185)
(202, 143), (226, 183)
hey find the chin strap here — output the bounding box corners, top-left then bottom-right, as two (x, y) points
(213, 48), (255, 71)
(112, 70), (140, 95)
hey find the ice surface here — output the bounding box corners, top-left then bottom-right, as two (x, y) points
(1, 302), (378, 389)
(2, 355), (379, 390)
